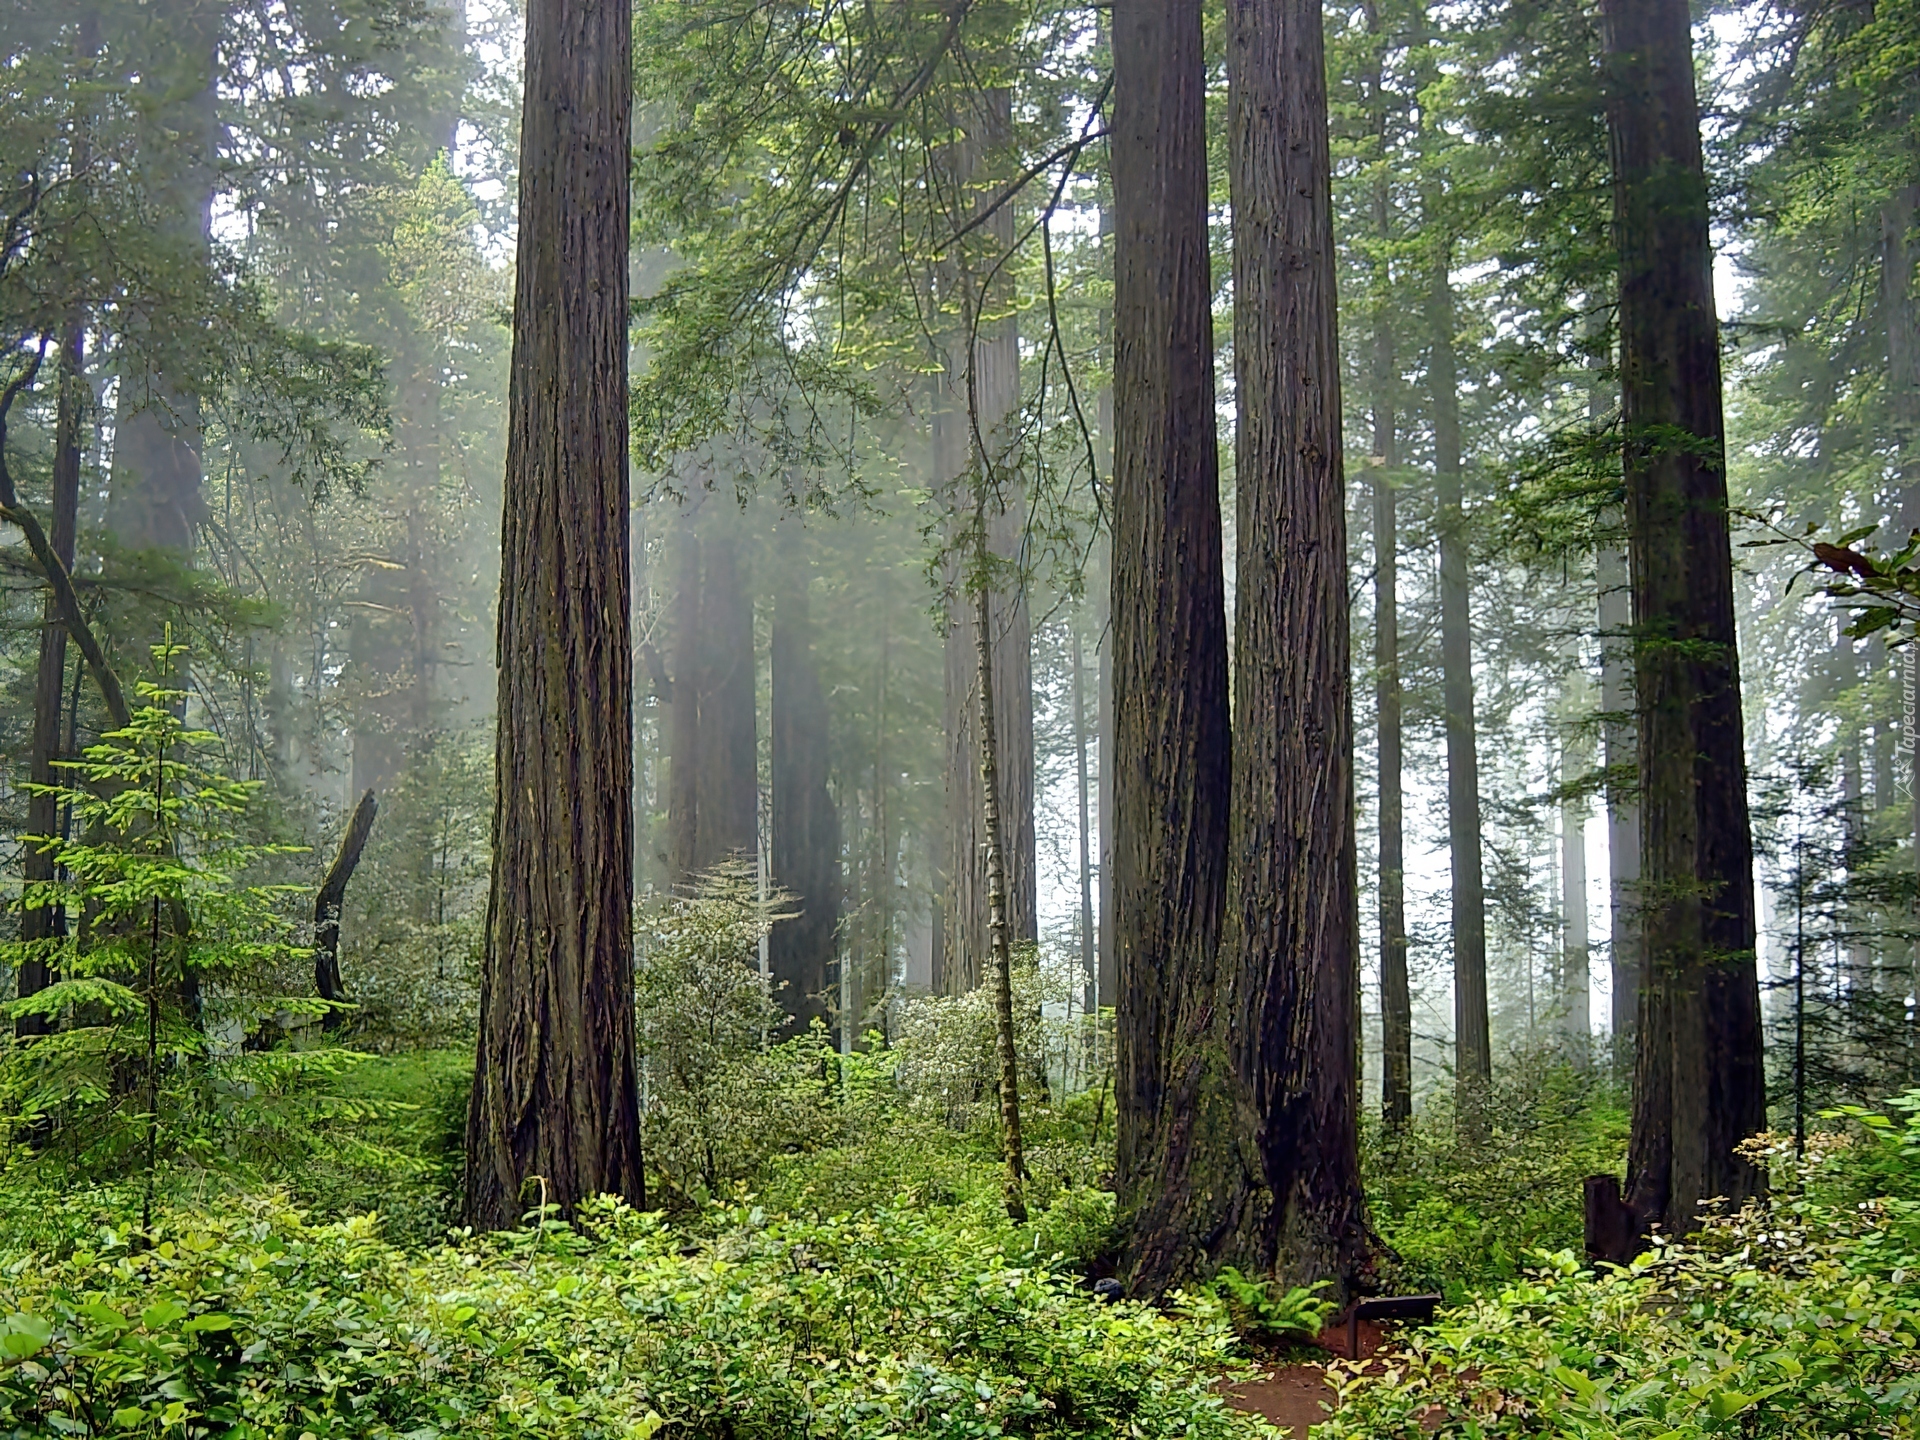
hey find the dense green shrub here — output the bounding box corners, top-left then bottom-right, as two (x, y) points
(0, 1193), (1265, 1439)
(1364, 1051), (1627, 1299)
(1322, 1091), (1920, 1439)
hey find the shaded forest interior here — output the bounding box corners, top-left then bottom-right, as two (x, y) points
(2, 0), (1920, 1436)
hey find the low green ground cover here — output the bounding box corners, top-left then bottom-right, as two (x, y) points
(1322, 1092), (1920, 1439)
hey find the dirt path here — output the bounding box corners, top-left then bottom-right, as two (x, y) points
(1222, 1319), (1390, 1437)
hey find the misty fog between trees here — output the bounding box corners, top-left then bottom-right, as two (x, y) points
(2, 0), (1919, 1437)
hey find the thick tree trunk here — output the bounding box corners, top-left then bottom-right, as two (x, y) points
(1431, 254), (1492, 1118)
(1605, 0), (1766, 1237)
(465, 0), (644, 1229)
(1109, 0), (1232, 1275)
(1367, 2), (1411, 1129)
(16, 321), (84, 1038)
(769, 554), (839, 1037)
(1213, 0), (1368, 1296)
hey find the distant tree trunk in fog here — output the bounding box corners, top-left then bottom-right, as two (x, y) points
(350, 0), (466, 805)
(465, 0), (643, 1230)
(665, 504), (758, 887)
(1561, 712), (1592, 1068)
(1367, 0), (1411, 1129)
(667, 515), (702, 884)
(111, 0), (216, 557)
(1109, 0), (1232, 1288)
(1430, 248), (1492, 1122)
(1885, 186), (1919, 488)
(938, 87), (1035, 995)
(695, 526), (758, 863)
(1881, 186), (1920, 886)
(769, 556), (839, 1037)
(1605, 0), (1766, 1237)
(1095, 197), (1117, 1018)
(1095, 551), (1115, 1013)
(1599, 547), (1641, 1071)
(17, 319), (85, 1038)
(1073, 611), (1096, 1018)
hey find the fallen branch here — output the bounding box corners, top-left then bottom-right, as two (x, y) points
(313, 788), (378, 1029)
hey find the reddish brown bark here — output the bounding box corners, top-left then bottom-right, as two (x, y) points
(1108, 0), (1232, 1282)
(465, 0), (644, 1229)
(1605, 0), (1766, 1236)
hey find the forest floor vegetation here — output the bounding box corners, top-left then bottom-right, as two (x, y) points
(4, 1004), (1918, 1438)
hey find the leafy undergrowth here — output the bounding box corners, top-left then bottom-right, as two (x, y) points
(0, 1190), (1271, 1439)
(1364, 1051), (1629, 1301)
(1321, 1093), (1920, 1439)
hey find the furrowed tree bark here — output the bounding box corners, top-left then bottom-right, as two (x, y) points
(17, 320), (85, 1038)
(1605, 0), (1766, 1237)
(1430, 245), (1492, 1125)
(970, 508), (1026, 1223)
(1110, 0), (1232, 1292)
(769, 550), (839, 1037)
(465, 0), (644, 1229)
(1215, 0), (1368, 1295)
(1367, 0), (1412, 1129)
(313, 788), (378, 1028)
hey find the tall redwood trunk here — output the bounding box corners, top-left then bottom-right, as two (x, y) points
(1367, 0), (1411, 1128)
(769, 551), (839, 1036)
(111, 0), (216, 557)
(666, 514), (702, 885)
(465, 0), (643, 1229)
(1605, 0), (1766, 1236)
(694, 526), (758, 867)
(1109, 0), (1232, 1271)
(665, 504), (758, 887)
(1430, 249), (1492, 1117)
(1215, 0), (1367, 1293)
